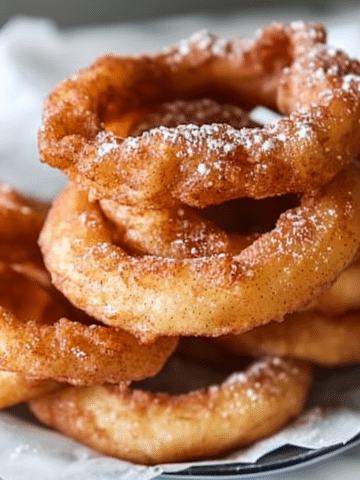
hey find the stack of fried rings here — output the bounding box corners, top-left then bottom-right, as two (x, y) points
(0, 184), (178, 406)
(23, 22), (360, 463)
(38, 22), (360, 341)
(1, 104), (311, 464)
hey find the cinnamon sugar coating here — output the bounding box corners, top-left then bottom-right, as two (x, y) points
(28, 21), (360, 464)
(29, 357), (312, 464)
(218, 309), (360, 366)
(0, 183), (44, 265)
(39, 163), (360, 341)
(308, 256), (360, 315)
(0, 265), (177, 385)
(0, 186), (177, 385)
(38, 23), (360, 208)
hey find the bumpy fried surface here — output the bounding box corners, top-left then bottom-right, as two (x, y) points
(0, 184), (178, 385)
(0, 183), (44, 264)
(100, 200), (258, 259)
(28, 21), (360, 465)
(39, 164), (360, 342)
(218, 309), (360, 366)
(39, 23), (360, 208)
(99, 97), (259, 257)
(117, 98), (259, 137)
(0, 266), (178, 385)
(29, 357), (312, 464)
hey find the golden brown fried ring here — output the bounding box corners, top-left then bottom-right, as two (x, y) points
(99, 97), (259, 257)
(100, 200), (257, 258)
(0, 266), (178, 385)
(310, 256), (360, 315)
(39, 163), (360, 342)
(0, 371), (60, 409)
(217, 310), (360, 367)
(128, 98), (259, 136)
(104, 98), (257, 138)
(0, 183), (44, 263)
(29, 357), (312, 465)
(0, 184), (44, 239)
(39, 23), (360, 208)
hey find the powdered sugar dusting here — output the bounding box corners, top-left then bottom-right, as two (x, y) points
(125, 123), (247, 161)
(96, 131), (119, 159)
(131, 98), (254, 138)
(297, 123), (312, 139)
(290, 21), (306, 30)
(104, 303), (118, 315)
(19, 206), (32, 215)
(262, 140), (275, 151)
(224, 357), (297, 389)
(197, 163), (209, 175)
(70, 347), (87, 359)
(163, 30), (238, 65)
(0, 184), (14, 194)
(342, 74), (360, 92)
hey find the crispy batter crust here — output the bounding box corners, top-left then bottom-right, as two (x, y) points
(0, 183), (44, 266)
(39, 164), (360, 341)
(0, 265), (178, 385)
(29, 357), (312, 464)
(218, 309), (360, 366)
(0, 185), (177, 385)
(39, 23), (360, 208)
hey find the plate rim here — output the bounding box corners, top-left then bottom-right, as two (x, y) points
(159, 432), (360, 478)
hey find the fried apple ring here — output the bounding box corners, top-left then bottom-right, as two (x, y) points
(128, 97), (258, 137)
(105, 97), (258, 137)
(39, 163), (360, 341)
(98, 97), (259, 258)
(29, 357), (312, 464)
(0, 183), (44, 263)
(0, 265), (177, 385)
(0, 180), (64, 291)
(217, 309), (360, 367)
(0, 371), (60, 409)
(310, 256), (360, 315)
(39, 23), (360, 208)
(102, 190), (360, 315)
(100, 199), (258, 259)
(98, 97), (291, 258)
(0, 183), (52, 288)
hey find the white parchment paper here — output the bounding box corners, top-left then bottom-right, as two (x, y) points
(1, 10), (360, 479)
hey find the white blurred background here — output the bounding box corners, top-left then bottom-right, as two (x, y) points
(0, 0), (359, 28)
